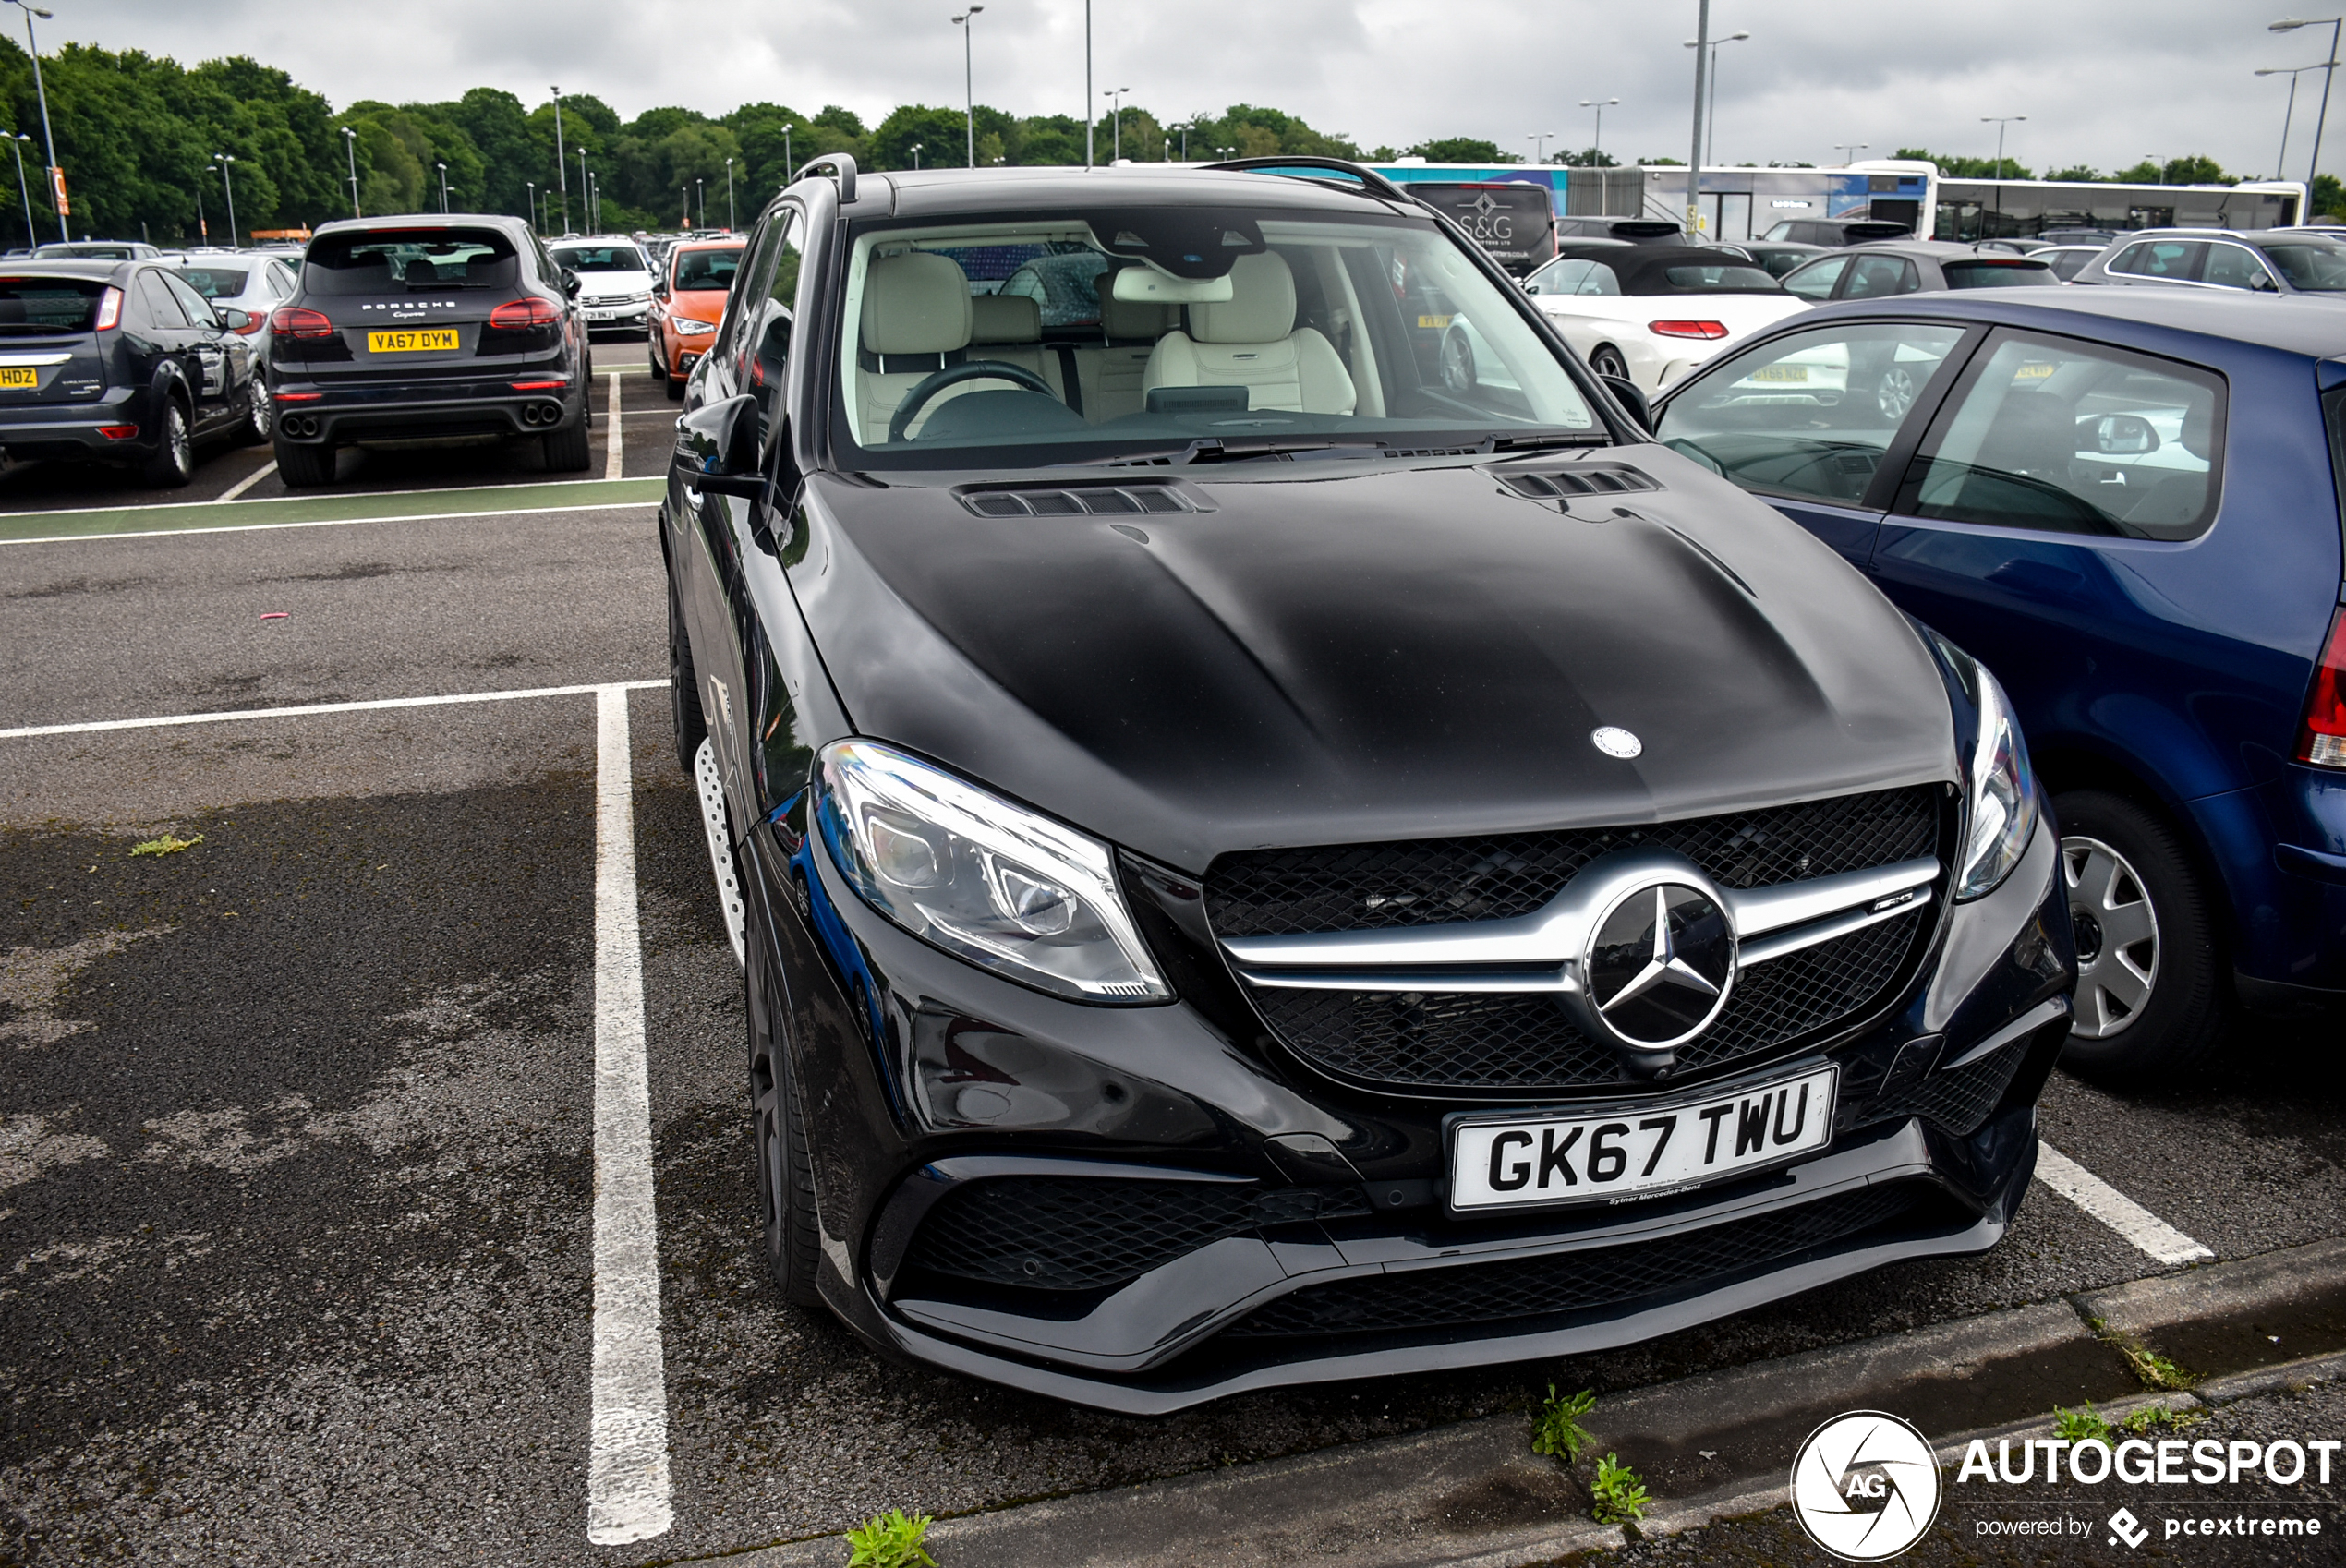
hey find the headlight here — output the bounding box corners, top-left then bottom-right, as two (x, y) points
(1937, 636), (2039, 900)
(675, 317), (718, 335)
(815, 740), (1172, 1003)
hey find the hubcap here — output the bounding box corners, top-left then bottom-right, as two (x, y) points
(2062, 834), (2159, 1039)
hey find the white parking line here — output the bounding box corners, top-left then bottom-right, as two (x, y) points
(2036, 1141), (2215, 1266)
(214, 460), (277, 503)
(0, 498), (659, 549)
(605, 372), (624, 482)
(586, 683), (672, 1544)
(0, 679), (669, 741)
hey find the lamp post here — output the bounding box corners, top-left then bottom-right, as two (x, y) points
(2143, 153), (2166, 184)
(2273, 18), (2346, 189)
(1105, 86), (1130, 162)
(212, 153), (238, 247)
(782, 124), (795, 181)
(1083, 0), (1094, 170)
(910, 143), (923, 170)
(1179, 121), (1193, 161)
(526, 179), (536, 234)
(577, 148), (590, 231)
(6, 1), (64, 244)
(8, 134), (34, 248)
(953, 6), (985, 168)
(341, 125), (360, 217)
(1681, 30), (1749, 166)
(695, 175), (704, 227)
(1833, 142), (1869, 165)
(1527, 130), (1558, 163)
(2259, 62), (2339, 177)
(1686, 0), (1710, 233)
(1579, 98), (1618, 164)
(724, 155), (735, 228)
(436, 160), (449, 213)
(550, 86), (569, 233)
(1981, 115), (2026, 179)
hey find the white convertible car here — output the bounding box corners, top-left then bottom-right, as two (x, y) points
(1518, 245), (1813, 393)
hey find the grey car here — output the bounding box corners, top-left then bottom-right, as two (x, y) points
(1780, 240), (2059, 304)
(2069, 228), (2346, 297)
(2034, 246), (2105, 283)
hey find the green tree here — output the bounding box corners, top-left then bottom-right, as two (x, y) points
(1561, 146), (1616, 167)
(1407, 136), (1506, 163)
(2041, 163), (2101, 182)
(870, 103), (968, 170)
(2312, 173), (2342, 218)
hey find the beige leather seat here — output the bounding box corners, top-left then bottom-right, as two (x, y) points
(856, 250), (974, 441)
(1142, 251), (1356, 416)
(1073, 279), (1179, 422)
(967, 293), (1069, 407)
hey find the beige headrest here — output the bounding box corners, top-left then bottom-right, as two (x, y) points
(862, 251), (973, 356)
(969, 292), (1042, 344)
(1100, 272), (1179, 340)
(1187, 251), (1296, 345)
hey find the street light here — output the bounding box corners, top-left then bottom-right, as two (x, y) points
(695, 175), (705, 227)
(526, 179), (536, 234)
(1833, 142), (1869, 165)
(910, 143), (923, 170)
(6, 134), (34, 249)
(782, 124), (796, 182)
(953, 6), (985, 168)
(1178, 121), (1194, 161)
(1579, 98), (1619, 165)
(1527, 130), (1559, 163)
(2274, 18), (2346, 188)
(6, 1), (65, 244)
(212, 153), (237, 247)
(1685, 0), (1711, 233)
(577, 147), (590, 231)
(1681, 30), (1749, 166)
(340, 126), (360, 218)
(550, 86), (570, 233)
(1981, 115), (2026, 179)
(1105, 86), (1131, 162)
(2259, 62), (2340, 177)
(1084, 0), (1094, 170)
(436, 160), (449, 213)
(724, 155), (735, 228)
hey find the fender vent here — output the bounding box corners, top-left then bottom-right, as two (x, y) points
(960, 484), (1204, 518)
(1493, 465), (1661, 501)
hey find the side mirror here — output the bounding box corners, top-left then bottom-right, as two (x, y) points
(673, 392), (767, 499)
(1601, 371), (1652, 434)
(653, 280), (670, 299)
(1524, 283), (1542, 295)
(2086, 413), (2159, 456)
(562, 268), (581, 299)
(218, 307), (250, 332)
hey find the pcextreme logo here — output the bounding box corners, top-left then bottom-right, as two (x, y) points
(1790, 1411), (1943, 1561)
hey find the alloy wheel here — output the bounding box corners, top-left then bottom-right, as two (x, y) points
(2063, 834), (2160, 1038)
(1441, 332), (1477, 393)
(165, 406), (191, 477)
(1877, 366), (1918, 421)
(248, 377), (272, 440)
(1592, 346), (1630, 380)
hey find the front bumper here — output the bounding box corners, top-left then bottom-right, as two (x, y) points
(582, 302), (650, 330)
(271, 374), (582, 446)
(756, 791), (2072, 1413)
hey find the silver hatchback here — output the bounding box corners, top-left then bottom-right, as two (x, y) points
(2070, 228), (2346, 297)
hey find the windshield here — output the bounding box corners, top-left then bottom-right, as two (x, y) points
(305, 228), (519, 293)
(836, 204), (1600, 469)
(2264, 241), (2346, 291)
(175, 267), (250, 299)
(551, 244), (647, 275)
(0, 275), (106, 332)
(671, 247), (742, 291)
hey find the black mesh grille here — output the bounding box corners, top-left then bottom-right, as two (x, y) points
(1224, 1185), (1920, 1338)
(1204, 787), (1940, 939)
(1251, 909), (1926, 1092)
(1842, 1036), (2034, 1140)
(905, 1177), (1372, 1292)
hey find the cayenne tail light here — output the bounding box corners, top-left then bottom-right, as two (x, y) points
(1649, 320), (1730, 340)
(271, 306), (334, 338)
(2296, 608), (2346, 767)
(93, 285), (122, 332)
(490, 297), (562, 331)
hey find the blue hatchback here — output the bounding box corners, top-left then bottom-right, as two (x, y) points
(1651, 289), (2346, 1080)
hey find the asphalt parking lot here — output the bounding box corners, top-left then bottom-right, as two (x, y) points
(3, 377), (2345, 1563)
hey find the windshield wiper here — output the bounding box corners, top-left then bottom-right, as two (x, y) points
(1485, 430), (1612, 453)
(1083, 437), (1393, 467)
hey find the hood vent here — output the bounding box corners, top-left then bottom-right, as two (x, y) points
(1493, 465), (1661, 501)
(959, 484), (1206, 519)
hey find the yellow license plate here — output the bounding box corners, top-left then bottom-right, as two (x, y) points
(1418, 313), (1453, 329)
(1749, 365), (1808, 383)
(366, 329), (457, 353)
(2013, 361), (2058, 380)
(0, 366), (39, 388)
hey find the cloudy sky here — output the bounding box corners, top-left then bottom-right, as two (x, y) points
(28, 0), (2319, 178)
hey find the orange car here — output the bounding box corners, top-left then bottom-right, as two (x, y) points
(647, 238), (745, 399)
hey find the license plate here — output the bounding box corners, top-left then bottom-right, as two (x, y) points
(1749, 365), (1808, 383)
(1418, 313), (1453, 329)
(1448, 1065), (1838, 1212)
(0, 366), (39, 388)
(366, 329), (456, 353)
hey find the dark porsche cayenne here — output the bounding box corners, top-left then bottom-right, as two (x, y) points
(266, 216), (591, 487)
(0, 259), (267, 487)
(663, 156), (2074, 1411)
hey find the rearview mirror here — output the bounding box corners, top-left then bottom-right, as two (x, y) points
(2082, 412), (2159, 456)
(673, 392), (767, 500)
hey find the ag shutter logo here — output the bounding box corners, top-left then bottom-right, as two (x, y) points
(2107, 1507), (2149, 1549)
(1791, 1411), (1942, 1561)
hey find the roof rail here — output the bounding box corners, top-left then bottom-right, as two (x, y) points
(794, 153), (858, 205)
(1199, 155), (1409, 203)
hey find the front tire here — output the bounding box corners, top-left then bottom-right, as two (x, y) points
(2056, 790), (2230, 1083)
(1590, 344), (1632, 382)
(747, 896), (822, 1308)
(139, 401), (193, 488)
(272, 436), (337, 488)
(669, 575), (707, 773)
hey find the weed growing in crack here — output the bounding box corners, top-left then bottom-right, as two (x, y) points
(844, 1508), (937, 1568)
(1590, 1452), (1652, 1525)
(1533, 1385), (1597, 1462)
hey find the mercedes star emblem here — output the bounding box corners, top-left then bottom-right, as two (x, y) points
(1584, 880), (1737, 1057)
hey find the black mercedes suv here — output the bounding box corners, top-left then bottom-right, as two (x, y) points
(265, 215), (591, 487)
(663, 155), (2074, 1412)
(0, 259), (267, 487)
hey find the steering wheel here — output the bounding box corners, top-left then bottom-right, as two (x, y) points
(889, 359), (1060, 443)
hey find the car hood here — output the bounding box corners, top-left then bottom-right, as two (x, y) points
(787, 448), (1956, 872)
(578, 271), (652, 294)
(670, 290), (730, 321)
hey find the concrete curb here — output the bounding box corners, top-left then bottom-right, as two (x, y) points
(685, 1236), (2346, 1568)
